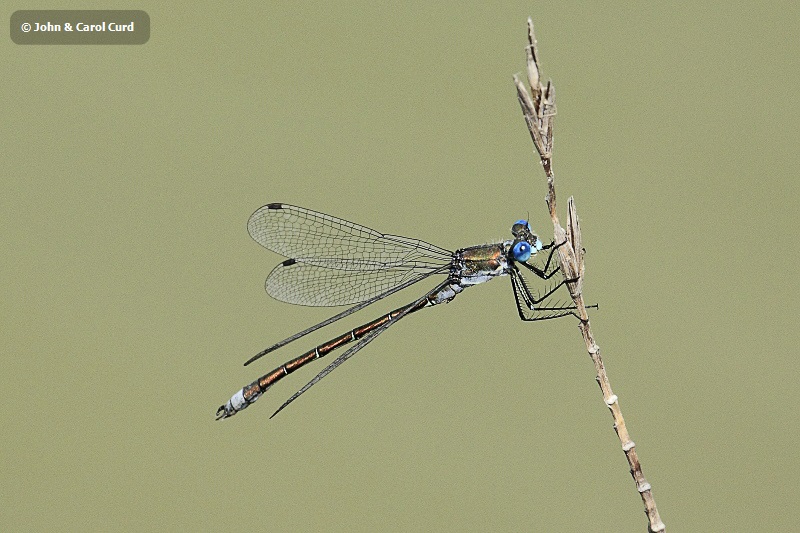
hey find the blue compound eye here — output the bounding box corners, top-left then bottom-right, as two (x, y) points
(514, 219), (530, 229)
(512, 241), (532, 262)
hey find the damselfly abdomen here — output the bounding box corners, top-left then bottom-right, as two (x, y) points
(217, 203), (580, 420)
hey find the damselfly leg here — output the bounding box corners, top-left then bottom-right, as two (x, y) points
(509, 240), (583, 321)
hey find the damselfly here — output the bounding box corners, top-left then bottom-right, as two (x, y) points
(217, 203), (583, 420)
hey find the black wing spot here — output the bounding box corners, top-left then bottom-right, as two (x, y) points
(266, 203), (284, 210)
(281, 258), (297, 266)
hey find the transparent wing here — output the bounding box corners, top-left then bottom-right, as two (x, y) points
(249, 204), (453, 306)
(247, 204), (453, 264)
(266, 259), (445, 306)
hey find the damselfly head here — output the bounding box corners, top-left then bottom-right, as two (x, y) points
(510, 219), (542, 262)
(511, 219), (531, 237)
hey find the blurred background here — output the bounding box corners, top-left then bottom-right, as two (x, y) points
(2, 2), (798, 531)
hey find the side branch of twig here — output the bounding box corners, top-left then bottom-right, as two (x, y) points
(515, 17), (665, 533)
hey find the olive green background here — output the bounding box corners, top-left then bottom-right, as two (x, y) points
(3, 2), (798, 532)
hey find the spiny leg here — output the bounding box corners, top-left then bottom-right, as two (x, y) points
(513, 263), (575, 307)
(518, 239), (567, 279)
(510, 267), (579, 321)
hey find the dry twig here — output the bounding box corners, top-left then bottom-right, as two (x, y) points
(513, 17), (665, 533)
